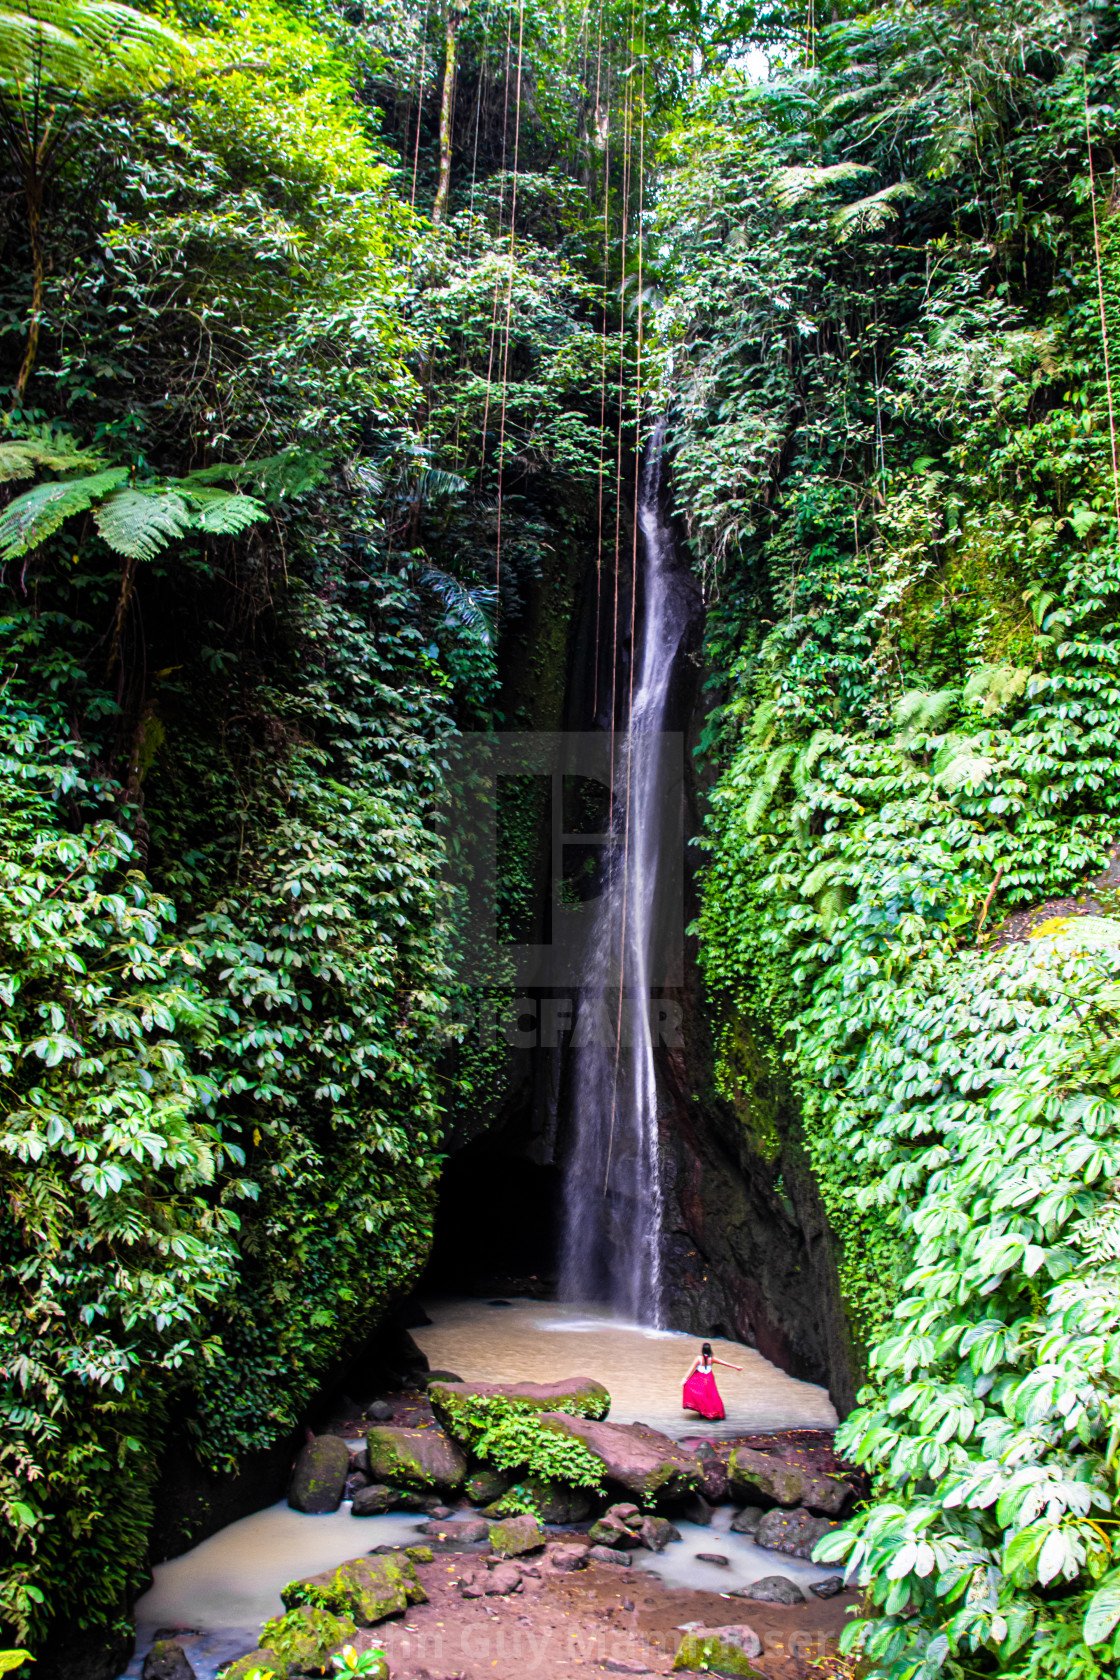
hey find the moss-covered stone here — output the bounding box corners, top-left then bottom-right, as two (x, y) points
(405, 1545), (433, 1565)
(465, 1465), (511, 1506)
(726, 1447), (805, 1508)
(283, 1553), (426, 1624)
(672, 1626), (763, 1676)
(429, 1379), (611, 1444)
(257, 1607), (358, 1675)
(287, 1436), (350, 1514)
(363, 1425), (466, 1494)
(488, 1513), (545, 1557)
(220, 1647), (285, 1680)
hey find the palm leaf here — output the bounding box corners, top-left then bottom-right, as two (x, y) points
(419, 565), (495, 648)
(0, 466), (127, 558)
(770, 161), (873, 209)
(833, 180), (919, 243)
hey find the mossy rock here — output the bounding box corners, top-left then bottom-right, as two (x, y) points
(288, 1436), (350, 1514)
(364, 1425), (466, 1494)
(220, 1647), (285, 1680)
(405, 1545), (433, 1565)
(672, 1626), (763, 1676)
(283, 1553), (426, 1624)
(258, 1607), (358, 1675)
(429, 1379), (610, 1443)
(465, 1465), (511, 1506)
(488, 1513), (545, 1557)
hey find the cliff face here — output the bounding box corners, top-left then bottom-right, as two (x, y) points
(430, 492), (861, 1417)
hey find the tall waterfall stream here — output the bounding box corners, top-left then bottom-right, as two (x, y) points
(559, 425), (700, 1323)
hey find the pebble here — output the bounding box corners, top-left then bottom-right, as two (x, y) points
(810, 1575), (845, 1599)
(695, 1552), (730, 1566)
(603, 1662), (651, 1675)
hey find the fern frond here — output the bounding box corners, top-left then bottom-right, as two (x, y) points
(418, 565), (495, 648)
(893, 687), (956, 741)
(185, 449), (328, 502)
(792, 727), (833, 794)
(0, 467), (128, 558)
(416, 467), (469, 501)
(744, 744), (796, 833)
(933, 735), (996, 792)
(0, 0), (188, 97)
(0, 424), (107, 482)
(770, 161), (873, 210)
(187, 490), (267, 535)
(94, 488), (192, 560)
(832, 180), (918, 243)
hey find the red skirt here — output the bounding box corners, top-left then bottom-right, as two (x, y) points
(682, 1369), (725, 1420)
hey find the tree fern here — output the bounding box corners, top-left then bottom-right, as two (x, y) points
(93, 489), (193, 561)
(770, 160), (873, 209)
(744, 743), (796, 833)
(416, 564), (495, 648)
(832, 180), (919, 243)
(0, 423), (107, 482)
(0, 468), (128, 557)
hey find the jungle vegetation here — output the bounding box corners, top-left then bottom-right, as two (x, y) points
(1, 0), (1120, 1676)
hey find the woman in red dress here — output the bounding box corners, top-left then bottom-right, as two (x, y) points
(681, 1341), (742, 1421)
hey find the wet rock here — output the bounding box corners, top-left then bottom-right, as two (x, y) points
(678, 1491), (713, 1526)
(535, 1415), (703, 1502)
(422, 1516), (490, 1544)
(700, 1457), (729, 1503)
(405, 1545), (433, 1565)
(810, 1575), (845, 1599)
(421, 1368), (463, 1385)
(696, 1552), (730, 1567)
(142, 1639), (195, 1680)
(587, 1544), (631, 1566)
(343, 1472), (369, 1501)
(755, 1508), (838, 1559)
(350, 1483), (396, 1516)
(282, 1552), (427, 1623)
(260, 1607), (358, 1675)
(733, 1575), (804, 1605)
(604, 1662), (651, 1675)
(429, 1378), (611, 1441)
(546, 1544), (588, 1572)
(725, 1448), (804, 1509)
(489, 1513), (545, 1557)
(365, 1400), (393, 1422)
(465, 1466), (510, 1506)
(364, 1425), (467, 1495)
(288, 1435), (350, 1514)
(588, 1515), (639, 1549)
(672, 1626), (763, 1676)
(639, 1516), (680, 1552)
(346, 1440), (371, 1474)
(519, 1476), (593, 1524)
(730, 1506), (764, 1536)
(428, 1505), (451, 1519)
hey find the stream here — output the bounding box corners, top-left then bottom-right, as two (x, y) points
(123, 1299), (838, 1679)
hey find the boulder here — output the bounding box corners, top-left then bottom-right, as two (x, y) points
(730, 1506), (764, 1536)
(421, 1368), (463, 1385)
(678, 1491), (713, 1526)
(485, 1563), (524, 1596)
(421, 1516), (490, 1545)
(220, 1649), (284, 1680)
(726, 1448), (850, 1516)
(755, 1508), (838, 1559)
(465, 1466), (511, 1506)
(142, 1640), (196, 1680)
(282, 1553), (426, 1623)
(536, 1414), (703, 1502)
(364, 1425), (467, 1495)
(700, 1457), (729, 1503)
(546, 1544), (588, 1573)
(346, 1440), (370, 1474)
(288, 1436), (351, 1514)
(429, 1378), (611, 1440)
(672, 1626), (763, 1677)
(587, 1544), (631, 1566)
(810, 1576), (844, 1599)
(517, 1476), (593, 1524)
(405, 1545), (433, 1565)
(639, 1516), (680, 1552)
(726, 1448), (805, 1510)
(259, 1607), (358, 1675)
(588, 1515), (640, 1549)
(350, 1484), (396, 1516)
(733, 1575), (804, 1605)
(366, 1401), (393, 1422)
(489, 1513), (545, 1557)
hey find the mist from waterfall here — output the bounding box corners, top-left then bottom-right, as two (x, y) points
(558, 422), (700, 1327)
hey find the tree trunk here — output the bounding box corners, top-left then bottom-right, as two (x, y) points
(432, 5), (457, 223)
(16, 169), (45, 399)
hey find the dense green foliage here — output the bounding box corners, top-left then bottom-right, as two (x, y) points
(657, 0), (1120, 1673)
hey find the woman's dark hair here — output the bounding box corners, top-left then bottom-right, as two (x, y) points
(701, 1342), (712, 1359)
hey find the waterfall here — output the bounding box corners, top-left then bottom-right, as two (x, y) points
(558, 421), (700, 1326)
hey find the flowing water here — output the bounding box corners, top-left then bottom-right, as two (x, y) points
(559, 424), (700, 1324)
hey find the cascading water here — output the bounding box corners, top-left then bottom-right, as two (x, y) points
(559, 421), (700, 1326)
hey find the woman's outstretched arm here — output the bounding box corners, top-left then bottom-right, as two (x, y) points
(713, 1358), (743, 1370)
